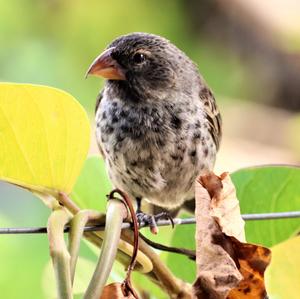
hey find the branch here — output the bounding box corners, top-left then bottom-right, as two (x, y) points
(139, 233), (196, 260)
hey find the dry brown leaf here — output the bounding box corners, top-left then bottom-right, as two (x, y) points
(194, 172), (271, 299)
(227, 238), (271, 299)
(100, 282), (136, 299)
(194, 174), (243, 299)
(200, 172), (245, 242)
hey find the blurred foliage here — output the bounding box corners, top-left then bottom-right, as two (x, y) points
(0, 0), (252, 115)
(71, 156), (111, 211)
(0, 184), (50, 298)
(164, 216), (196, 283)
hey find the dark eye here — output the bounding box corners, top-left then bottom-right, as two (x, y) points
(133, 52), (146, 64)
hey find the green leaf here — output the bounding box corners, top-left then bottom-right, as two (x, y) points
(0, 83), (90, 194)
(164, 214), (196, 283)
(71, 156), (111, 210)
(231, 166), (300, 247)
(266, 237), (300, 299)
(132, 271), (166, 299)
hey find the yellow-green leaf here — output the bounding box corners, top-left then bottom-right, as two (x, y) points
(266, 237), (300, 299)
(0, 83), (90, 194)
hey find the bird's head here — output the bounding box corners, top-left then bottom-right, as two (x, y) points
(86, 33), (198, 101)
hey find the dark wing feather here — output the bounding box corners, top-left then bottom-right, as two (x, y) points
(199, 86), (222, 151)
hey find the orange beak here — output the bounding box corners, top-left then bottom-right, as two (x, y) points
(85, 47), (126, 80)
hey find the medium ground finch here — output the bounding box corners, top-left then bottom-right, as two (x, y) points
(87, 33), (221, 220)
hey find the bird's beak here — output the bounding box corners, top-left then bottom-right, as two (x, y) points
(85, 47), (126, 80)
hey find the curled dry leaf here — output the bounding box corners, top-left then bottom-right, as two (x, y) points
(100, 282), (136, 299)
(194, 173), (243, 299)
(227, 238), (271, 299)
(194, 172), (271, 299)
(207, 172), (246, 242)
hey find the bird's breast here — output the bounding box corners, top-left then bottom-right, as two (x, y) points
(97, 98), (172, 152)
(95, 94), (217, 208)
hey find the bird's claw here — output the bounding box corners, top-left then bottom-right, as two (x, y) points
(136, 211), (175, 234)
(154, 212), (175, 228)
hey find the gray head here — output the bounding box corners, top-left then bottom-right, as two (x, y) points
(86, 32), (199, 101)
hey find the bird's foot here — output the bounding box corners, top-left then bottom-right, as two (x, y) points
(136, 211), (175, 234)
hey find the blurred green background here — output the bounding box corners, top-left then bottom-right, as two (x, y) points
(1, 0), (300, 298)
(0, 0), (253, 113)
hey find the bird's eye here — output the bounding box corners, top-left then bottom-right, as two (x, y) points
(133, 52), (146, 64)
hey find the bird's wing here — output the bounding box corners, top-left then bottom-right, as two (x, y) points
(95, 89), (106, 158)
(200, 86), (222, 151)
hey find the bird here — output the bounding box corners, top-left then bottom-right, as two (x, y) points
(86, 32), (221, 223)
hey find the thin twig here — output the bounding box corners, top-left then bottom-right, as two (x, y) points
(1, 211), (300, 235)
(139, 233), (196, 260)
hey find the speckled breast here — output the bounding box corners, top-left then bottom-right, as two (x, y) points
(96, 96), (217, 208)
